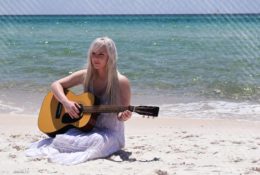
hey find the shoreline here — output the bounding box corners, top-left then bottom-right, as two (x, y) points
(1, 87), (260, 121)
(1, 13), (260, 17)
(1, 114), (260, 174)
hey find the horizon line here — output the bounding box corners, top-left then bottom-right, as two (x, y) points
(0, 13), (260, 16)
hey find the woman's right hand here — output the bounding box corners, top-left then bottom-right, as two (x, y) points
(63, 100), (81, 119)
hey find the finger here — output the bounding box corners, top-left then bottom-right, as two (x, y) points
(118, 113), (124, 121)
(123, 110), (130, 116)
(123, 111), (129, 118)
(69, 112), (75, 119)
(75, 103), (81, 110)
(127, 110), (132, 116)
(73, 111), (79, 118)
(122, 113), (128, 121)
(70, 111), (78, 118)
(124, 112), (129, 118)
(73, 105), (80, 114)
(128, 112), (132, 118)
(121, 112), (126, 118)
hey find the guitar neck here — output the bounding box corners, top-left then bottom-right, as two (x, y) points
(82, 105), (134, 113)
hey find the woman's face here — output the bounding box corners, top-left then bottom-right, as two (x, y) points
(91, 46), (109, 70)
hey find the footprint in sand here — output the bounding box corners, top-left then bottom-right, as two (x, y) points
(8, 153), (17, 159)
(133, 145), (145, 149)
(212, 151), (218, 155)
(252, 167), (260, 173)
(182, 134), (199, 139)
(251, 159), (260, 164)
(210, 140), (226, 145)
(250, 146), (258, 150)
(173, 148), (185, 153)
(231, 141), (245, 145)
(9, 134), (21, 139)
(155, 169), (168, 175)
(232, 157), (244, 163)
(38, 169), (58, 174)
(13, 168), (29, 174)
(12, 144), (25, 151)
(210, 141), (219, 145)
(28, 157), (46, 162)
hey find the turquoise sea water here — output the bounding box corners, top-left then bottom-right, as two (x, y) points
(1, 15), (260, 120)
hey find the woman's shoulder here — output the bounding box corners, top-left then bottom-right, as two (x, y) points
(68, 69), (87, 83)
(117, 72), (130, 87)
(75, 69), (87, 74)
(71, 69), (87, 77)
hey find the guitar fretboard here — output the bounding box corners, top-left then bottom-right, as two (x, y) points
(83, 105), (133, 113)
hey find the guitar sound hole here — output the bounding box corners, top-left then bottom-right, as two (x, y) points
(61, 104), (84, 124)
(62, 113), (82, 123)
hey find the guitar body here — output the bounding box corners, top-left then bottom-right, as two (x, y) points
(38, 90), (98, 137)
(38, 90), (159, 137)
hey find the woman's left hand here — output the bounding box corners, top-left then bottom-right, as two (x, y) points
(118, 110), (132, 121)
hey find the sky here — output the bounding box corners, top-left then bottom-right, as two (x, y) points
(0, 0), (260, 15)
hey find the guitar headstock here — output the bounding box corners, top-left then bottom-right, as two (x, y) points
(131, 106), (159, 117)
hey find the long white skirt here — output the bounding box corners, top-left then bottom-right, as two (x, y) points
(25, 127), (123, 165)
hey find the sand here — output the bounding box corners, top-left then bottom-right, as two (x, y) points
(0, 114), (260, 175)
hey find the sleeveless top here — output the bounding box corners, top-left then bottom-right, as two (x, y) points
(25, 85), (125, 165)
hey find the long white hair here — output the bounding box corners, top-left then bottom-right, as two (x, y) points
(84, 37), (120, 105)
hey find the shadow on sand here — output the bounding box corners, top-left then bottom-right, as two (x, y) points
(107, 150), (160, 163)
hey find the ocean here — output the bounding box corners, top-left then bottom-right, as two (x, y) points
(1, 15), (260, 120)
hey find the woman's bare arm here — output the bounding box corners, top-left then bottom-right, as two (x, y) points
(117, 73), (132, 121)
(51, 69), (87, 118)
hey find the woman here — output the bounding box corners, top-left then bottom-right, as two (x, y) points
(25, 37), (132, 165)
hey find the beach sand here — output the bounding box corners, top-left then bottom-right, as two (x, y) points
(0, 114), (260, 175)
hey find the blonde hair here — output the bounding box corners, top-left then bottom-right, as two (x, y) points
(84, 37), (120, 105)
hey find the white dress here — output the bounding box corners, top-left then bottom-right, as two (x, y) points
(25, 90), (125, 165)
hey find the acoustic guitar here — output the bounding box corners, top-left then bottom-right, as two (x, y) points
(38, 90), (159, 137)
